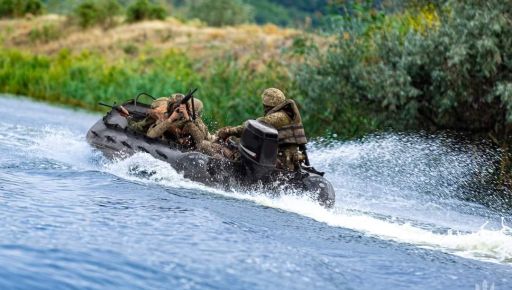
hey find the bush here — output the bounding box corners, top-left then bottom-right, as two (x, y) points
(187, 0), (253, 27)
(73, 0), (122, 29)
(0, 49), (290, 130)
(0, 0), (44, 18)
(28, 23), (60, 43)
(297, 0), (512, 185)
(126, 0), (167, 23)
(297, 0), (512, 139)
(73, 1), (99, 28)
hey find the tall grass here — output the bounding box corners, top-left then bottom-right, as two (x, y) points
(0, 48), (291, 130)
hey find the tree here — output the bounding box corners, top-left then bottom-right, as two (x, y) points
(126, 0), (167, 23)
(0, 0), (44, 18)
(187, 0), (253, 27)
(297, 0), (512, 184)
(72, 0), (121, 29)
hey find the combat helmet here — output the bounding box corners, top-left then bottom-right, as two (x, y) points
(150, 97), (169, 109)
(168, 93), (203, 116)
(169, 93), (185, 104)
(261, 88), (286, 108)
(190, 98), (203, 116)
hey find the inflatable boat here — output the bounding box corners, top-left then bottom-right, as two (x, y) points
(86, 98), (335, 207)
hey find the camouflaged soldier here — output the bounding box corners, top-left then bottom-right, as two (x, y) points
(217, 88), (308, 171)
(145, 95), (228, 157)
(144, 94), (184, 140)
(127, 97), (169, 134)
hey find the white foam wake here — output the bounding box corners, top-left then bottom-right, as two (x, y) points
(28, 126), (100, 170)
(103, 152), (512, 265)
(27, 129), (512, 265)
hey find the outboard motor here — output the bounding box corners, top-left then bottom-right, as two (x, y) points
(239, 120), (279, 180)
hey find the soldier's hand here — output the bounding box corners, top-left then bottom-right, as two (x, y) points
(216, 127), (231, 140)
(168, 109), (180, 122)
(118, 106), (130, 117)
(178, 104), (190, 120)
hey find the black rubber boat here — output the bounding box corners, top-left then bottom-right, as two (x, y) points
(86, 99), (335, 207)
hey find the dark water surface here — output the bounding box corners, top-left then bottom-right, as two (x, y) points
(0, 95), (511, 290)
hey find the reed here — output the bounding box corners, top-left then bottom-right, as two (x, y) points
(0, 48), (291, 130)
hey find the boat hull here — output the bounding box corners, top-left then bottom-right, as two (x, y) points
(87, 103), (335, 207)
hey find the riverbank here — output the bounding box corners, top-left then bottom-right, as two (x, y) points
(0, 15), (321, 130)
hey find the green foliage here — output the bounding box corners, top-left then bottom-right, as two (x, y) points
(294, 36), (389, 138)
(250, 0), (328, 26)
(243, 0), (309, 27)
(121, 43), (139, 55)
(0, 49), (290, 130)
(28, 23), (60, 43)
(72, 0), (122, 29)
(44, 0), (78, 14)
(297, 0), (512, 141)
(126, 0), (167, 23)
(40, 0), (328, 28)
(187, 0), (253, 27)
(73, 1), (97, 28)
(0, 0), (44, 18)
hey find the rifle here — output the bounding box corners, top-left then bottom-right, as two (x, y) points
(168, 88), (198, 121)
(98, 102), (146, 119)
(299, 144), (325, 176)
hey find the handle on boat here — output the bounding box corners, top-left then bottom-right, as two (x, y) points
(134, 92), (157, 106)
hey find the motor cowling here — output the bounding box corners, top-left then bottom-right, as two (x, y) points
(239, 120), (278, 179)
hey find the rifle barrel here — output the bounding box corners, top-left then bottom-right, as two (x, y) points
(180, 88), (198, 105)
(98, 102), (114, 108)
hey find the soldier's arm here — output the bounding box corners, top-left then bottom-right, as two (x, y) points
(217, 125), (244, 139)
(195, 119), (211, 139)
(147, 119), (176, 139)
(128, 117), (151, 133)
(183, 121), (206, 144)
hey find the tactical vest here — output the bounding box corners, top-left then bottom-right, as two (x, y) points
(266, 100), (307, 145)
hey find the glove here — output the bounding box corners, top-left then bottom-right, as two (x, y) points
(216, 127), (232, 140)
(117, 106), (130, 117)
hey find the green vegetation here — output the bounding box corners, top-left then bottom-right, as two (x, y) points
(0, 0), (44, 17)
(38, 0), (327, 27)
(0, 49), (290, 130)
(126, 0), (167, 23)
(28, 23), (60, 43)
(187, 0), (253, 27)
(73, 0), (121, 28)
(244, 0), (326, 27)
(71, 0), (168, 28)
(3, 0), (512, 190)
(297, 0), (512, 184)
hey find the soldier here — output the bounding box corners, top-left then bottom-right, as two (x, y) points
(216, 88), (308, 171)
(145, 94), (187, 140)
(145, 94), (232, 157)
(126, 97), (169, 134)
(147, 95), (205, 141)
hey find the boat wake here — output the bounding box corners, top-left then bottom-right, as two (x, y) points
(29, 127), (512, 265)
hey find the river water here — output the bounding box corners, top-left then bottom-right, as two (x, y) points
(0, 95), (511, 290)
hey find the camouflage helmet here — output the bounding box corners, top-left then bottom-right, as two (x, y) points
(150, 97), (169, 109)
(261, 88), (286, 107)
(165, 93), (185, 112)
(169, 93), (185, 104)
(190, 98), (203, 115)
(169, 93), (203, 116)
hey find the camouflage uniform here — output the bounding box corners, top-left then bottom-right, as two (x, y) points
(217, 88), (307, 171)
(127, 97), (169, 134)
(145, 98), (226, 156)
(128, 116), (156, 134)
